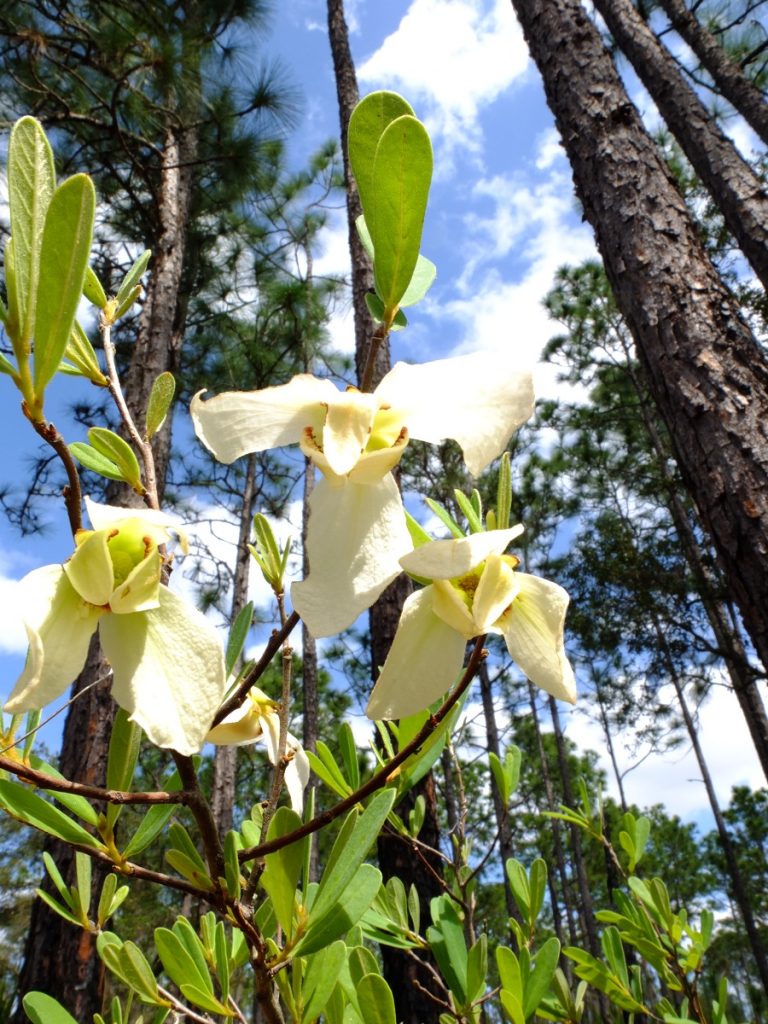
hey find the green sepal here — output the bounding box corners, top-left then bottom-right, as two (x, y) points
(87, 427), (143, 490)
(33, 173), (96, 399)
(145, 371), (176, 439)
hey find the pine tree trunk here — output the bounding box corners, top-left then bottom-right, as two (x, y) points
(651, 614), (768, 998)
(656, 0), (768, 148)
(592, 0), (768, 293)
(325, 4), (442, 1018)
(508, 0), (768, 679)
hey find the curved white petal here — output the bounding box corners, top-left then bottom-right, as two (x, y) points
(5, 566), (101, 713)
(110, 550), (162, 614)
(291, 476), (411, 637)
(64, 529), (114, 606)
(101, 588), (226, 755)
(191, 376), (339, 464)
(499, 573), (576, 704)
(366, 587), (467, 720)
(322, 391), (378, 476)
(206, 705), (265, 746)
(431, 580), (477, 639)
(284, 735), (310, 814)
(376, 353), (535, 476)
(85, 497), (184, 549)
(472, 554), (520, 633)
(401, 525), (523, 580)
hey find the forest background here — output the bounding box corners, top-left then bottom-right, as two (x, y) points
(0, 0), (767, 1022)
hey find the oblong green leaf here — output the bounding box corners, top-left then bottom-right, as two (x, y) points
(145, 371), (176, 439)
(369, 114), (432, 314)
(23, 992), (79, 1024)
(261, 806), (305, 937)
(105, 707), (142, 829)
(83, 265), (108, 308)
(64, 319), (107, 384)
(356, 974), (397, 1024)
(115, 249), (151, 310)
(297, 863), (382, 956)
(8, 116), (56, 344)
(348, 92), (414, 223)
(155, 927), (213, 995)
(0, 779), (102, 848)
(33, 173), (96, 396)
(87, 427), (142, 489)
(69, 442), (125, 482)
(399, 254), (436, 308)
(225, 600), (254, 677)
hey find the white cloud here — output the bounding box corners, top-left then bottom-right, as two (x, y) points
(358, 0), (529, 156)
(312, 209), (357, 357)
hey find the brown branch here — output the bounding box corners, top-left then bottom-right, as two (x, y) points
(212, 611), (300, 725)
(0, 753), (186, 805)
(172, 752), (225, 883)
(360, 321), (390, 393)
(239, 636), (489, 863)
(26, 409), (82, 535)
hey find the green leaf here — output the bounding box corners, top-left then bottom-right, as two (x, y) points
(225, 601), (254, 677)
(64, 319), (107, 384)
(114, 284), (142, 321)
(8, 117), (56, 344)
(100, 940), (164, 1005)
(311, 790), (395, 921)
(297, 863), (383, 956)
(356, 974), (397, 1024)
(115, 249), (151, 311)
(179, 985), (235, 1016)
(213, 920), (230, 1001)
(145, 372), (176, 439)
(0, 352), (18, 378)
(97, 872), (129, 927)
(74, 850), (92, 921)
(424, 497), (465, 539)
(35, 888), (83, 928)
(83, 265), (108, 308)
(369, 114), (433, 314)
(338, 722), (360, 791)
(106, 707), (142, 829)
(171, 918), (214, 992)
(23, 992), (79, 1024)
(122, 767), (183, 857)
(87, 427), (142, 490)
(0, 779), (102, 848)
(348, 92), (415, 223)
(522, 937), (560, 1018)
(399, 254), (437, 307)
(427, 896), (467, 1004)
(466, 934), (488, 1005)
(34, 174), (96, 396)
(364, 291), (407, 330)
(69, 441), (125, 482)
(29, 754), (101, 826)
(261, 806), (305, 937)
(155, 927), (214, 996)
(302, 941), (348, 1021)
(223, 830), (242, 900)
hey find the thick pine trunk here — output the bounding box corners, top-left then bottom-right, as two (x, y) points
(656, 0), (768, 148)
(326, 4), (442, 1018)
(508, 0), (768, 678)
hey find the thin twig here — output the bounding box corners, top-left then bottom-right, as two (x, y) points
(359, 321), (390, 393)
(172, 752), (225, 882)
(26, 409), (83, 535)
(238, 637), (489, 863)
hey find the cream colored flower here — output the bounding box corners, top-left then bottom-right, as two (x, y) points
(207, 687), (310, 814)
(191, 352), (535, 637)
(366, 527), (576, 720)
(5, 499), (226, 755)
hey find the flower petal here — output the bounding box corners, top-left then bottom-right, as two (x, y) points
(64, 529), (114, 606)
(375, 352), (535, 476)
(5, 566), (101, 713)
(206, 703), (265, 746)
(499, 573), (576, 704)
(431, 580), (477, 639)
(85, 497), (185, 550)
(191, 376), (339, 465)
(110, 550), (162, 614)
(284, 734), (310, 814)
(472, 554), (520, 633)
(366, 587), (467, 720)
(401, 525), (523, 580)
(322, 391), (378, 476)
(291, 475), (412, 637)
(100, 587), (226, 755)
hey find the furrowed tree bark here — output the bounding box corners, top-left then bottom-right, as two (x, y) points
(508, 0), (768, 678)
(326, 3), (443, 1019)
(656, 0), (768, 148)
(591, 0), (768, 293)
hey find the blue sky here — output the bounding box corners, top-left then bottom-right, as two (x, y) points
(0, 0), (763, 827)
